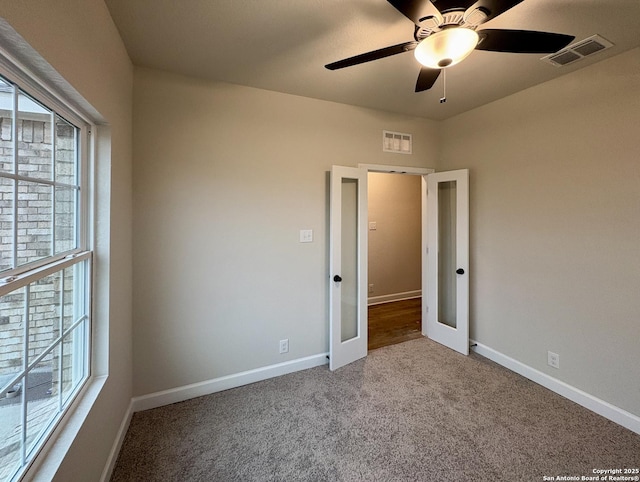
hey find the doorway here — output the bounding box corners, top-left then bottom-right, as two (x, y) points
(329, 164), (468, 371)
(367, 171), (423, 351)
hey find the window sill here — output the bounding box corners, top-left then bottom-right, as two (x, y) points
(23, 375), (107, 482)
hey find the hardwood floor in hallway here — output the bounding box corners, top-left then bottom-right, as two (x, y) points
(368, 297), (423, 351)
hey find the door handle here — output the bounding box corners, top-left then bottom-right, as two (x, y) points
(333, 275), (342, 282)
(456, 268), (465, 275)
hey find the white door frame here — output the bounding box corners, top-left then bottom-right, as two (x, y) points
(359, 164), (434, 337)
(331, 163), (469, 370)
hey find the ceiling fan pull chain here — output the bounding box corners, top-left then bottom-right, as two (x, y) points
(440, 68), (447, 103)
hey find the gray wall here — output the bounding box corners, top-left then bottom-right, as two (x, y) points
(440, 47), (640, 417)
(132, 49), (640, 420)
(132, 67), (440, 396)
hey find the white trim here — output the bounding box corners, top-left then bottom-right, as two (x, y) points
(0, 252), (91, 297)
(471, 341), (640, 435)
(368, 290), (421, 306)
(131, 353), (329, 413)
(99, 400), (134, 482)
(358, 163), (435, 175)
(421, 175), (428, 337)
(357, 163), (435, 342)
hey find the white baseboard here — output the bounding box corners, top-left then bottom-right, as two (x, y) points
(471, 340), (640, 435)
(101, 354), (328, 479)
(131, 353), (329, 413)
(368, 290), (421, 306)
(99, 399), (133, 482)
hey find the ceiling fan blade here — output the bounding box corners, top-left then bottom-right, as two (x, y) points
(386, 0), (443, 26)
(476, 29), (575, 53)
(465, 0), (525, 22)
(415, 67), (440, 92)
(325, 41), (418, 70)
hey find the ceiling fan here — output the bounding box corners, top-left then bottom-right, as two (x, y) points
(325, 0), (575, 93)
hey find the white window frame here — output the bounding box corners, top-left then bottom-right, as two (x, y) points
(0, 48), (95, 482)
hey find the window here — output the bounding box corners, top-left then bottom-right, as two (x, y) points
(0, 69), (91, 482)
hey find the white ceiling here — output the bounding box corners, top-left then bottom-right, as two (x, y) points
(105, 0), (640, 120)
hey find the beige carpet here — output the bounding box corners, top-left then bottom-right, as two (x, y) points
(111, 338), (640, 481)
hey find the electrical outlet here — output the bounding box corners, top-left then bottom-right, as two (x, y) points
(368, 284), (374, 294)
(547, 351), (560, 369)
(279, 339), (289, 354)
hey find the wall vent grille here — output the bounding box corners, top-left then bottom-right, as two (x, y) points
(383, 130), (412, 154)
(541, 34), (614, 67)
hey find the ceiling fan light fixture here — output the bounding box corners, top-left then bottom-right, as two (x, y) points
(414, 28), (479, 69)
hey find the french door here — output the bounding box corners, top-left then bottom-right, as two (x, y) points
(425, 169), (469, 355)
(329, 166), (469, 371)
(328, 166), (368, 371)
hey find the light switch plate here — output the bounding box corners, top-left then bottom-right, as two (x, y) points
(299, 229), (313, 243)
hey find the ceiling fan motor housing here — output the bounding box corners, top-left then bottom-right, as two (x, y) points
(416, 8), (488, 40)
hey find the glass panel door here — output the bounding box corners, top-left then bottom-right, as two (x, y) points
(329, 166), (368, 370)
(426, 170), (469, 355)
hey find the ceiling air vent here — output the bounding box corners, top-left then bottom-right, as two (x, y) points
(383, 130), (412, 154)
(541, 34), (614, 67)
